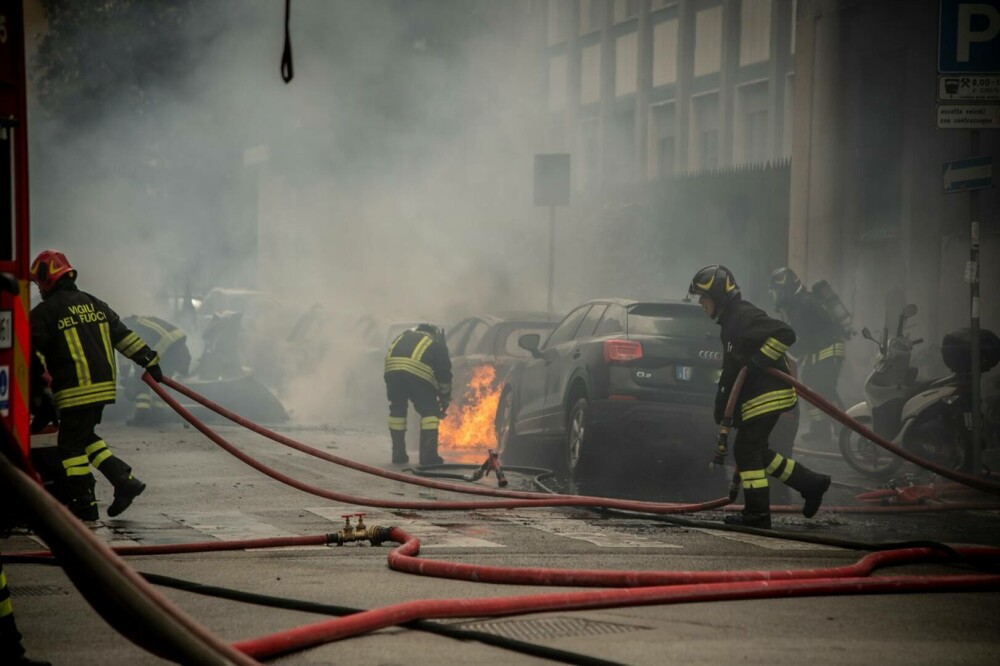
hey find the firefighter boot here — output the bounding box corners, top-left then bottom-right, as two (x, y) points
(784, 461), (831, 518)
(100, 456), (146, 518)
(419, 429), (444, 466)
(64, 475), (99, 522)
(391, 430), (409, 464)
(723, 486), (771, 528)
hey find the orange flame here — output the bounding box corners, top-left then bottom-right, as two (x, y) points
(439, 365), (501, 457)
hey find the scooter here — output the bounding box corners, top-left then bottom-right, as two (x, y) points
(839, 304), (973, 479)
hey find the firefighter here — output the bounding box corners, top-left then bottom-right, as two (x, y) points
(384, 323), (452, 466)
(769, 267), (845, 442)
(29, 250), (163, 521)
(122, 315), (191, 426)
(0, 561), (50, 665)
(689, 265), (831, 528)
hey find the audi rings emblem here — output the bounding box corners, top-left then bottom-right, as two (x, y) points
(698, 350), (722, 360)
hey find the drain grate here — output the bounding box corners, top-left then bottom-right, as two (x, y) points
(9, 585), (70, 597)
(457, 616), (650, 641)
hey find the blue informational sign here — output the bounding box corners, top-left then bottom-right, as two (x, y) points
(942, 155), (994, 192)
(939, 0), (1000, 73)
(0, 366), (8, 413)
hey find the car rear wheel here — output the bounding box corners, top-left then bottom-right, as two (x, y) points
(566, 397), (596, 480)
(495, 390), (524, 464)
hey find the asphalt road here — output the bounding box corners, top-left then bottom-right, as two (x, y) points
(4, 414), (1000, 666)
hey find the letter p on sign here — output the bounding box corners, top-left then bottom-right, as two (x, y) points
(940, 0), (1000, 73)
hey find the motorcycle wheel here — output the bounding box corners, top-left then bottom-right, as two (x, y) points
(902, 417), (970, 472)
(838, 416), (905, 479)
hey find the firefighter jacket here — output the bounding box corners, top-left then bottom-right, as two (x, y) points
(780, 291), (845, 365)
(384, 329), (453, 401)
(715, 296), (797, 425)
(31, 282), (159, 411)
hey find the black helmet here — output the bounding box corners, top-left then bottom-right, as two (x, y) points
(688, 265), (740, 316)
(768, 266), (802, 308)
(415, 323), (445, 341)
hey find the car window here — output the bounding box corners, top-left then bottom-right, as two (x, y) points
(544, 306), (592, 348)
(627, 304), (716, 339)
(497, 324), (558, 357)
(447, 321), (472, 356)
(463, 322), (490, 355)
(574, 304), (608, 340)
(595, 303), (626, 336)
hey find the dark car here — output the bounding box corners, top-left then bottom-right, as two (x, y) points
(446, 312), (562, 408)
(494, 298), (725, 482)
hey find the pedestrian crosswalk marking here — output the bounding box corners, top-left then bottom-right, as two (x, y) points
(689, 527), (841, 550)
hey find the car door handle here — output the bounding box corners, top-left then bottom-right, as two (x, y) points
(572, 349), (581, 359)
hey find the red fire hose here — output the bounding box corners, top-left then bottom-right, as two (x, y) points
(229, 527), (1000, 660)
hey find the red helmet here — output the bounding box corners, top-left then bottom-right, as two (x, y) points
(30, 250), (77, 294)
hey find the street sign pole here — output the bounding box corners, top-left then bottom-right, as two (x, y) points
(970, 131), (982, 478)
(547, 206), (556, 314)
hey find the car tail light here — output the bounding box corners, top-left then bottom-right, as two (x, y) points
(604, 339), (643, 363)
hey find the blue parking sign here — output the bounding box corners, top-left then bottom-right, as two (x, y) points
(940, 0), (1000, 73)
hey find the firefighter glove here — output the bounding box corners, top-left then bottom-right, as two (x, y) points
(30, 390), (58, 434)
(711, 429), (729, 466)
(439, 395), (450, 417)
(146, 363), (164, 383)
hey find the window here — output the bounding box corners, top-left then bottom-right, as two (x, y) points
(615, 32), (638, 96)
(615, 0), (639, 23)
(782, 73), (794, 158)
(694, 6), (722, 76)
(579, 117), (600, 190)
(545, 306), (592, 348)
(689, 92), (720, 171)
(652, 102), (676, 178)
(581, 44), (601, 105)
(626, 304), (715, 339)
(464, 322), (490, 355)
(548, 0), (571, 45)
(576, 304), (608, 339)
(446, 321), (473, 357)
(549, 54), (568, 112)
(583, 0), (605, 33)
(652, 19), (679, 86)
(595, 304), (627, 336)
(739, 0), (772, 66)
(735, 81), (769, 164)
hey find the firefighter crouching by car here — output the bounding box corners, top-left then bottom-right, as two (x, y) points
(29, 250), (164, 521)
(122, 315), (191, 426)
(769, 266), (847, 443)
(689, 265), (831, 528)
(384, 324), (452, 466)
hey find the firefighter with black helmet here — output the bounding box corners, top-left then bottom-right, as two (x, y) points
(689, 264), (831, 528)
(384, 323), (452, 465)
(29, 250), (164, 521)
(769, 266), (846, 442)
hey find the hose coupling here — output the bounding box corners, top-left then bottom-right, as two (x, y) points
(331, 513), (391, 546)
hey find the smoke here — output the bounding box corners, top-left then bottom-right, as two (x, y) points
(25, 1), (558, 425)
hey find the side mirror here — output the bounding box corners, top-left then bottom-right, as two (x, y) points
(902, 304), (918, 319)
(861, 327), (873, 341)
(519, 333), (542, 358)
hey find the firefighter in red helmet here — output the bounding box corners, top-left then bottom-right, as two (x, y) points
(29, 250), (163, 521)
(689, 265), (831, 528)
(384, 323), (452, 466)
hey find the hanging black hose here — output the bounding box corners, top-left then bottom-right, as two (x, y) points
(281, 0), (294, 83)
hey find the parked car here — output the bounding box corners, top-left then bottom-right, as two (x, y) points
(493, 298), (725, 482)
(446, 312), (562, 409)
